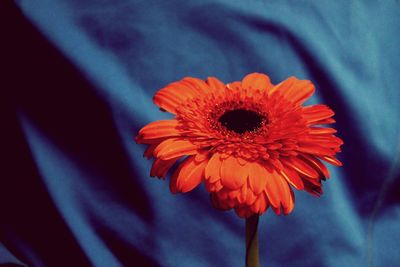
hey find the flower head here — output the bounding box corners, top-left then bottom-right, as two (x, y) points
(136, 73), (343, 218)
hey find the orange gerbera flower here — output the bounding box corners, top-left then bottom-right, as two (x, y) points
(136, 73), (343, 218)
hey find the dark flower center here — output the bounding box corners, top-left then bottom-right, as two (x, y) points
(218, 109), (265, 134)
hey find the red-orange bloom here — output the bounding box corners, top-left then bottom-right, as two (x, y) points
(136, 73), (343, 218)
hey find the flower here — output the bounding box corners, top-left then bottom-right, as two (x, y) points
(136, 73), (343, 218)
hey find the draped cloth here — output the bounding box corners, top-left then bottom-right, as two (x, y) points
(2, 1), (399, 266)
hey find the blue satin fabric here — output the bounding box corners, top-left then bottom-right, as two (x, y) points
(2, 0), (400, 266)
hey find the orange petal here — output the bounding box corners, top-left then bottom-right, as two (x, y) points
(216, 188), (229, 200)
(270, 158), (284, 171)
(283, 157), (319, 179)
(300, 154), (330, 178)
(237, 185), (247, 204)
(297, 143), (335, 156)
(165, 80), (200, 98)
(280, 167), (304, 190)
(269, 77), (315, 105)
(245, 188), (257, 206)
(150, 157), (178, 178)
(303, 175), (322, 187)
(310, 118), (336, 125)
(206, 77), (226, 92)
(319, 155), (343, 166)
(228, 189), (240, 200)
(153, 90), (185, 114)
(309, 127), (337, 135)
(171, 156), (207, 193)
(143, 144), (157, 159)
(224, 197), (238, 209)
(250, 196), (261, 214)
(205, 152), (223, 183)
(213, 180), (223, 191)
(242, 73), (273, 92)
(283, 189), (295, 215)
(258, 193), (269, 214)
(194, 151), (209, 162)
(154, 138), (198, 160)
(264, 170), (294, 213)
(301, 134), (343, 148)
(138, 120), (180, 142)
(235, 206), (253, 218)
(181, 77), (212, 94)
(220, 156), (249, 190)
(303, 179), (323, 197)
(248, 162), (268, 195)
(236, 157), (248, 166)
(205, 179), (223, 192)
(303, 105), (334, 124)
(267, 143), (283, 150)
(250, 192), (269, 214)
(169, 167), (180, 194)
(227, 82), (242, 92)
(153, 79), (202, 114)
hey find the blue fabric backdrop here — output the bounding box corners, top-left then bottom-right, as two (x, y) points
(1, 0), (400, 266)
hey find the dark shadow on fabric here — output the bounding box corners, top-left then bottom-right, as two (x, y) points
(1, 0), (153, 265)
(95, 226), (161, 267)
(3, 2), (152, 220)
(385, 173), (400, 207)
(1, 62), (93, 266)
(1, 2), (94, 266)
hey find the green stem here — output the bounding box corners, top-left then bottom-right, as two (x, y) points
(245, 215), (260, 267)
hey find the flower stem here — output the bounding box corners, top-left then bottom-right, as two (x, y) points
(245, 215), (260, 267)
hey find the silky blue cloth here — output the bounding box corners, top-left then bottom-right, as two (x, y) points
(2, 0), (400, 266)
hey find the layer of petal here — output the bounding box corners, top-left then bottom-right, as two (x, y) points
(180, 77), (212, 94)
(248, 161), (268, 195)
(309, 127), (337, 135)
(143, 144), (157, 159)
(303, 179), (323, 197)
(137, 120), (180, 142)
(280, 167), (304, 190)
(151, 157), (179, 179)
(300, 154), (330, 178)
(297, 143), (336, 156)
(235, 206), (254, 218)
(303, 105), (334, 124)
(170, 156), (208, 193)
(153, 78), (206, 114)
(270, 77), (315, 105)
(242, 73), (273, 92)
(154, 138), (198, 160)
(250, 192), (269, 214)
(205, 179), (223, 192)
(264, 170), (294, 214)
(206, 77), (226, 92)
(205, 152), (223, 183)
(220, 156), (249, 189)
(319, 155), (343, 166)
(283, 157), (319, 179)
(153, 90), (185, 114)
